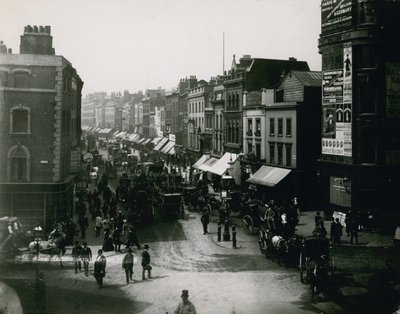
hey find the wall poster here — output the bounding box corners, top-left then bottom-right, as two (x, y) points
(322, 42), (352, 157)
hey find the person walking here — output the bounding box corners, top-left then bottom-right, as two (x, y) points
(122, 248), (134, 284)
(349, 216), (359, 245)
(72, 241), (82, 274)
(174, 290), (197, 314)
(80, 242), (92, 277)
(95, 213), (103, 237)
(200, 206), (210, 235)
(112, 227), (122, 253)
(332, 218), (343, 245)
(141, 244), (151, 280)
(126, 225), (141, 250)
(79, 215), (89, 240)
(94, 249), (106, 288)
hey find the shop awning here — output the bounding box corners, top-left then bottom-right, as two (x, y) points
(198, 157), (219, 172)
(192, 154), (209, 169)
(167, 146), (175, 155)
(127, 133), (138, 141)
(116, 131), (127, 138)
(160, 141), (175, 154)
(154, 138), (169, 151)
(207, 152), (238, 176)
(138, 138), (146, 143)
(151, 137), (162, 144)
(246, 165), (291, 187)
(142, 138), (152, 145)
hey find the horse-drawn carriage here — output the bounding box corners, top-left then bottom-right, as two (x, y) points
(299, 236), (334, 297)
(160, 193), (183, 221)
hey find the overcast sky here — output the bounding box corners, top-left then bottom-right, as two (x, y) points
(1, 0), (322, 95)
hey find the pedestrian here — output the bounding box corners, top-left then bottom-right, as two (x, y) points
(72, 240), (82, 274)
(80, 241), (92, 277)
(174, 289), (197, 314)
(330, 218), (343, 245)
(349, 216), (359, 245)
(200, 206), (210, 235)
(141, 244), (151, 280)
(345, 211), (352, 236)
(112, 227), (122, 253)
(121, 219), (129, 245)
(94, 249), (106, 288)
(122, 248), (134, 284)
(314, 211), (323, 227)
(126, 225), (141, 250)
(79, 215), (89, 240)
(95, 213), (103, 237)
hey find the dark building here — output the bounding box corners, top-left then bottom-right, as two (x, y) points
(0, 26), (83, 230)
(318, 0), (400, 231)
(223, 55), (310, 154)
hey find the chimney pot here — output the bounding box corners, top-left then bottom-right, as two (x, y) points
(39, 26), (44, 33)
(27, 25), (33, 32)
(45, 26), (51, 34)
(33, 26), (38, 33)
(8, 48), (12, 54)
(0, 41), (3, 45)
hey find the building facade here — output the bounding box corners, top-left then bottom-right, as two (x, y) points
(318, 0), (400, 230)
(0, 26), (83, 230)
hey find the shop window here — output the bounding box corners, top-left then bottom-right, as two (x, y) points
(10, 106), (31, 134)
(7, 145), (30, 182)
(269, 142), (275, 164)
(360, 128), (376, 164)
(286, 144), (292, 167)
(277, 144), (283, 165)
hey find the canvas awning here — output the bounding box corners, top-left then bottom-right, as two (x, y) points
(142, 138), (152, 145)
(192, 154), (209, 169)
(154, 138), (169, 151)
(246, 165), (291, 187)
(197, 157), (219, 172)
(160, 141), (175, 154)
(167, 146), (175, 155)
(207, 152), (238, 176)
(151, 137), (162, 144)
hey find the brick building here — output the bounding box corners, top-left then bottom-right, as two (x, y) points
(0, 25), (83, 230)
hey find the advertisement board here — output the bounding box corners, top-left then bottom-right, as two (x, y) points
(386, 62), (400, 118)
(330, 176), (352, 208)
(322, 0), (353, 34)
(322, 43), (352, 157)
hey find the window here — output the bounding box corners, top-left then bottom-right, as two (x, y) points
(10, 106), (31, 134)
(269, 143), (275, 164)
(7, 145), (30, 182)
(277, 144), (283, 165)
(286, 118), (292, 136)
(255, 143), (261, 159)
(255, 119), (261, 136)
(286, 144), (292, 167)
(247, 142), (252, 155)
(278, 118), (283, 136)
(357, 73), (377, 114)
(270, 118), (275, 135)
(247, 119), (252, 134)
(275, 89), (284, 102)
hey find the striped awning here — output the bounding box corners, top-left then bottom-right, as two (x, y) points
(246, 165), (291, 187)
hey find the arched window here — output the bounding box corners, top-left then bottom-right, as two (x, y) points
(7, 144), (31, 182)
(228, 94), (232, 108)
(10, 105), (31, 134)
(235, 93), (239, 108)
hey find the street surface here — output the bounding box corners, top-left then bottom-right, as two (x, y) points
(0, 148), (398, 314)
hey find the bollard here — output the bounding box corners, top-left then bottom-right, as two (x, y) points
(217, 221), (221, 242)
(232, 225), (237, 248)
(223, 218), (230, 241)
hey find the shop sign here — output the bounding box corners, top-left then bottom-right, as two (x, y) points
(330, 176), (351, 207)
(322, 0), (353, 34)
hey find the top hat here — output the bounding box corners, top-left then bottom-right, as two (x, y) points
(181, 290), (189, 297)
(144, 244), (149, 249)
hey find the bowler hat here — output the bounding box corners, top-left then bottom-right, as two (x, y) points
(181, 290), (189, 297)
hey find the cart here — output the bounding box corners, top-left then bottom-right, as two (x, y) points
(299, 236), (334, 284)
(161, 193), (182, 221)
(182, 186), (197, 210)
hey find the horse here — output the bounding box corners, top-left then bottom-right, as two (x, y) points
(309, 255), (329, 300)
(28, 236), (66, 267)
(270, 235), (288, 265)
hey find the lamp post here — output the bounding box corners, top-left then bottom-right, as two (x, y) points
(33, 225), (43, 286)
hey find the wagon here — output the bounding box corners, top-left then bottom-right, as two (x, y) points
(160, 193), (183, 221)
(182, 186), (197, 210)
(299, 236), (334, 284)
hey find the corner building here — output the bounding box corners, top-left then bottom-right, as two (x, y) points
(318, 0), (400, 231)
(0, 26), (83, 230)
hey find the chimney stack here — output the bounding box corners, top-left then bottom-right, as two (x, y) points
(20, 25), (54, 55)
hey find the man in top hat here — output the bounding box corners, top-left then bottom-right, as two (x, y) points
(141, 244), (151, 280)
(174, 289), (196, 314)
(94, 249), (106, 288)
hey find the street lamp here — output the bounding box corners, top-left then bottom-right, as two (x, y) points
(33, 225), (43, 286)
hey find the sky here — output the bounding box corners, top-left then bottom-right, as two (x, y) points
(1, 0), (322, 95)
